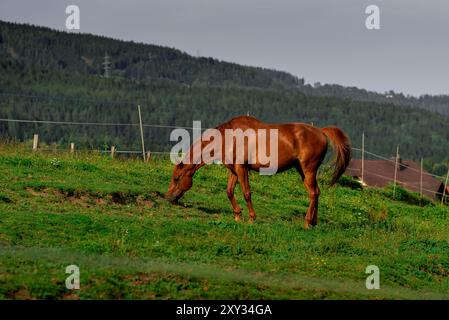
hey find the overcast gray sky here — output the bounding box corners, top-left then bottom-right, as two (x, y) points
(1, 0), (448, 96)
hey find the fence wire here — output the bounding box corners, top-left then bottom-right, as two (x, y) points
(1, 103), (448, 202)
(0, 117), (447, 180)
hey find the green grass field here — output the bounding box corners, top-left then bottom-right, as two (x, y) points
(0, 143), (448, 299)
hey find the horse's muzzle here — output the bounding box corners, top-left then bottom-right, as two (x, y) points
(164, 192), (179, 203)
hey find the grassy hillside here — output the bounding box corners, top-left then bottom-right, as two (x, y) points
(0, 144), (448, 299)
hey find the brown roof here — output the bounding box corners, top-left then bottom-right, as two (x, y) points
(346, 159), (443, 199)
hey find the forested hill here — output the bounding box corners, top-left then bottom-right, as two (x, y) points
(0, 20), (300, 89)
(0, 20), (448, 175)
(1, 20), (449, 116)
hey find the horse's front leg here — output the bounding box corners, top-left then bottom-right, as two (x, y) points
(227, 171), (242, 221)
(235, 165), (256, 222)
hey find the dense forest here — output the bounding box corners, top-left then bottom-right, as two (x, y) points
(0, 20), (448, 175)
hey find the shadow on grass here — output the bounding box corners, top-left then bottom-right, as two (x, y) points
(196, 206), (224, 215)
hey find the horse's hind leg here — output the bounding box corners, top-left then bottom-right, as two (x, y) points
(303, 168), (320, 229)
(227, 170), (242, 221)
(295, 159), (319, 228)
(235, 165), (256, 222)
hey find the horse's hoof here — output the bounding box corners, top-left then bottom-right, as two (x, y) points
(234, 215), (241, 222)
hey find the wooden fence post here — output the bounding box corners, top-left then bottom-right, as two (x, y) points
(361, 132), (365, 184)
(111, 146), (116, 159)
(393, 145), (399, 198)
(137, 105), (146, 161)
(442, 169), (449, 205)
(70, 143), (75, 154)
(32, 134), (39, 152)
(420, 158), (423, 202)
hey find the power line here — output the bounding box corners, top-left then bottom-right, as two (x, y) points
(0, 118), (137, 127)
(0, 118), (196, 130)
(0, 92), (141, 106)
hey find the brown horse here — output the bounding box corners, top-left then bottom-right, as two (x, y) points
(165, 115), (351, 228)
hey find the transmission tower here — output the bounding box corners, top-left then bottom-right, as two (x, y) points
(103, 53), (111, 78)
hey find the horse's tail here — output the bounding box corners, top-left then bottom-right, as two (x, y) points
(322, 127), (352, 186)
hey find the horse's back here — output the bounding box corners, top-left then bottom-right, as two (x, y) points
(217, 115), (327, 151)
(216, 116), (327, 171)
(217, 115), (267, 130)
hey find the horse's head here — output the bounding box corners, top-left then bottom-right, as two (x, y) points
(165, 162), (193, 203)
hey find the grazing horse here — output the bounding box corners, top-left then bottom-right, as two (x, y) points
(165, 116), (351, 229)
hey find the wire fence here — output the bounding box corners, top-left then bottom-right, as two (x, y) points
(0, 90), (448, 203)
(0, 118), (196, 130)
(361, 168), (442, 198)
(0, 117), (447, 174)
(1, 117), (448, 201)
(350, 140), (448, 201)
